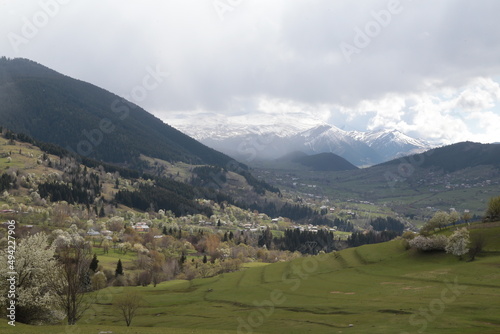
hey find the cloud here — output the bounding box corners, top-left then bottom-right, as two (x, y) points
(1, 0), (500, 144)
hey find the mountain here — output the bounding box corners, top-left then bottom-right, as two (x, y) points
(171, 115), (433, 166)
(349, 129), (432, 162)
(291, 152), (358, 171)
(0, 58), (236, 169)
(380, 141), (500, 172)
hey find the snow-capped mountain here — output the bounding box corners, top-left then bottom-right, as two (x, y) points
(168, 114), (433, 166)
(349, 129), (432, 162)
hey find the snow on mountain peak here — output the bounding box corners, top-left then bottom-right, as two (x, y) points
(164, 113), (435, 166)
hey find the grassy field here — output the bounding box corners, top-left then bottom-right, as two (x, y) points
(4, 224), (500, 334)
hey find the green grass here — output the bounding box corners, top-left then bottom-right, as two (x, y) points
(9, 225), (500, 334)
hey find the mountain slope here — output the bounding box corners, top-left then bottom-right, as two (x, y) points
(350, 129), (432, 162)
(380, 141), (500, 172)
(293, 125), (382, 166)
(293, 152), (358, 171)
(0, 58), (235, 168)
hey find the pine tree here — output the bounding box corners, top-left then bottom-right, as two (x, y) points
(179, 253), (186, 266)
(99, 206), (105, 218)
(115, 259), (124, 277)
(89, 253), (99, 272)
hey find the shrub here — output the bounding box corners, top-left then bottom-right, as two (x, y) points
(409, 235), (448, 252)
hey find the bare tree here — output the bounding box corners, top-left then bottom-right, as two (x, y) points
(114, 291), (143, 326)
(49, 233), (94, 325)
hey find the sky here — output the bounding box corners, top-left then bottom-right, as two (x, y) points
(1, 0), (500, 144)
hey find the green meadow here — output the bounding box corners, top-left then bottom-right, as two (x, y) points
(4, 223), (500, 334)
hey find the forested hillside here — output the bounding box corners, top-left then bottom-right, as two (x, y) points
(0, 58), (236, 168)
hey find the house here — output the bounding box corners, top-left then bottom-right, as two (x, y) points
(87, 229), (101, 236)
(132, 222), (150, 232)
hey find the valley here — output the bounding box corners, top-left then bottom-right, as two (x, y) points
(0, 58), (499, 333)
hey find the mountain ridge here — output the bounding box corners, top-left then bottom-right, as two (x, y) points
(0, 58), (239, 170)
(171, 116), (433, 166)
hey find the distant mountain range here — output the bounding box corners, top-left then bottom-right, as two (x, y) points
(174, 119), (433, 166)
(0, 58), (236, 169)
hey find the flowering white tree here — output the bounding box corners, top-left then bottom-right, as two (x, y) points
(445, 228), (470, 259)
(0, 233), (63, 323)
(408, 235), (449, 251)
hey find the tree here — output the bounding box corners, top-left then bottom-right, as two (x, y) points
(49, 233), (94, 325)
(91, 272), (107, 290)
(485, 196), (500, 222)
(445, 228), (470, 259)
(448, 211), (460, 227)
(421, 211), (450, 234)
(102, 239), (111, 254)
(89, 253), (99, 272)
(468, 232), (487, 261)
(0, 233), (61, 324)
(205, 234), (220, 258)
(462, 211), (472, 225)
(149, 250), (165, 287)
(115, 259), (124, 277)
(114, 291), (143, 326)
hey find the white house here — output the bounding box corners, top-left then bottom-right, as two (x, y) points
(132, 222), (150, 232)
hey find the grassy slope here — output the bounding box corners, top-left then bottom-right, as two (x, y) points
(5, 225), (500, 334)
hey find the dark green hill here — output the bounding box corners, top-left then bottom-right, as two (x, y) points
(0, 57), (235, 168)
(379, 141), (500, 172)
(275, 150), (308, 162)
(294, 152), (358, 171)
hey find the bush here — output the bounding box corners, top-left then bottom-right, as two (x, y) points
(91, 272), (108, 290)
(409, 235), (448, 252)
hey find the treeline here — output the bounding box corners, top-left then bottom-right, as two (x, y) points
(275, 228), (337, 254)
(0, 173), (16, 192)
(115, 185), (213, 217)
(347, 230), (400, 247)
(238, 170), (280, 195)
(248, 201), (317, 222)
(370, 217), (405, 233)
(191, 166), (226, 188)
(38, 173), (101, 205)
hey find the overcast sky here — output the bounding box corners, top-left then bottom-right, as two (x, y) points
(1, 0), (500, 144)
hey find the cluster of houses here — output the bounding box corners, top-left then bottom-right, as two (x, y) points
(86, 222), (151, 238)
